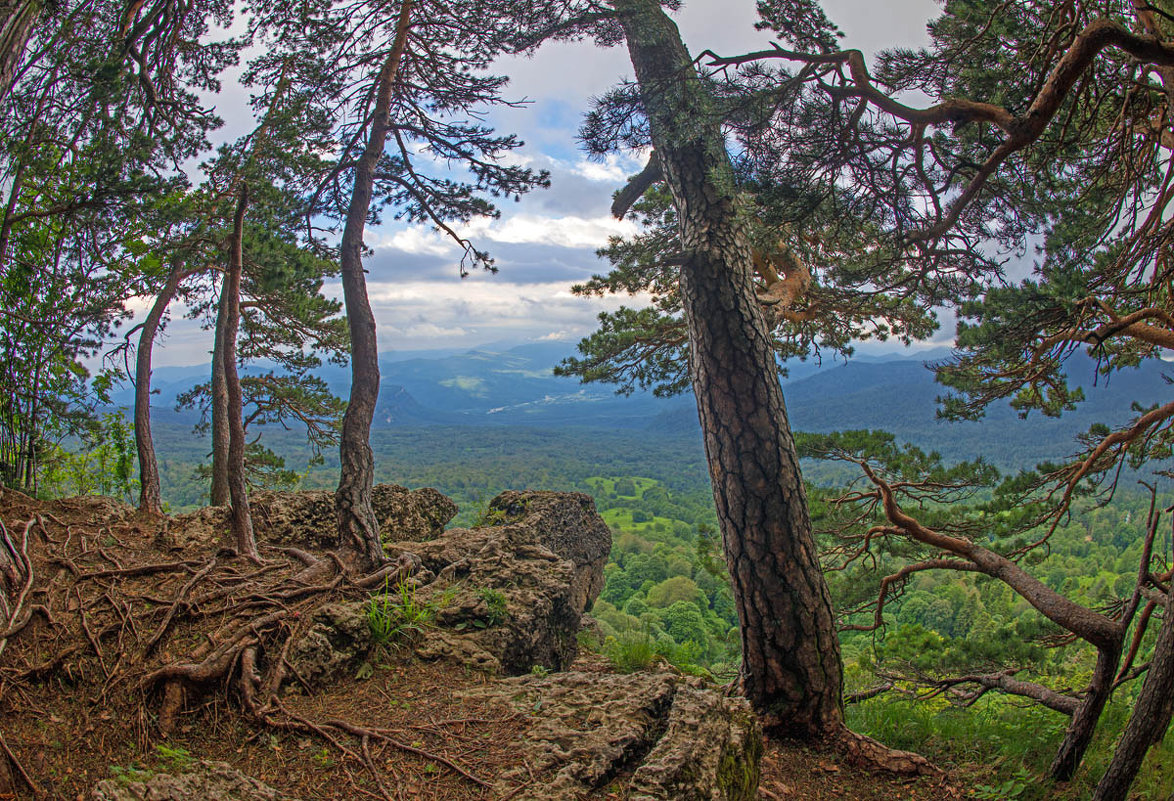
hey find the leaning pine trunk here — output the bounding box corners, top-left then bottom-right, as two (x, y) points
(1050, 647), (1120, 779)
(614, 0), (843, 738)
(135, 267), (192, 516)
(1093, 594), (1174, 800)
(335, 0), (413, 571)
(223, 183), (258, 562)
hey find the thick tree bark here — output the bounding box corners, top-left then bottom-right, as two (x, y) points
(135, 266), (193, 517)
(209, 277), (230, 506)
(0, 0), (40, 104)
(335, 0), (413, 571)
(1094, 596), (1174, 800)
(1051, 646), (1120, 780)
(223, 184), (258, 562)
(614, 0), (843, 738)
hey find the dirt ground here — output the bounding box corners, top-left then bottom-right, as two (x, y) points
(0, 491), (968, 801)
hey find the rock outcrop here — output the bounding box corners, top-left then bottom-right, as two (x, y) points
(92, 761), (297, 801)
(287, 490), (611, 683)
(402, 490), (610, 674)
(465, 669), (760, 800)
(484, 490), (610, 613)
(170, 484), (457, 548)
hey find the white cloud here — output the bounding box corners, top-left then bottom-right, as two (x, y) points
(370, 228), (458, 256)
(372, 212), (637, 256)
(568, 151), (649, 184)
(479, 213), (637, 249)
(358, 278), (654, 350)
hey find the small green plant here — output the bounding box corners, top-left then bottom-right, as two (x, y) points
(530, 664), (551, 677)
(472, 505), (508, 527)
(366, 579), (435, 647)
(311, 747), (335, 769)
(154, 744), (196, 771)
(476, 587), (509, 626)
(577, 628), (603, 653)
(472, 497), (529, 528)
(605, 630), (658, 673)
(109, 764), (154, 786)
(972, 777), (1030, 800)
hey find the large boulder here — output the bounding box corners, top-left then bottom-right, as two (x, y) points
(465, 670), (760, 800)
(284, 601), (375, 687)
(286, 490), (610, 683)
(92, 761), (298, 801)
(170, 484), (457, 548)
(398, 490), (610, 674)
(485, 490), (610, 613)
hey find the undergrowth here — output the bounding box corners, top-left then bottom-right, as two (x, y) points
(848, 693), (1174, 800)
(600, 629), (712, 678)
(366, 579), (436, 647)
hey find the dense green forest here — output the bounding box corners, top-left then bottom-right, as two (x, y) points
(92, 420), (1168, 799)
(7, 0), (1174, 798)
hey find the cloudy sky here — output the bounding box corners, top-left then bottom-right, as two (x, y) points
(153, 0), (941, 366)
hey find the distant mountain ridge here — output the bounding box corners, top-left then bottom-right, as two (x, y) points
(654, 351), (1173, 467)
(119, 342), (1174, 467)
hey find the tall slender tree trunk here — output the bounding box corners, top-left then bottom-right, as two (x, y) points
(335, 0), (413, 571)
(206, 64), (291, 509)
(613, 0), (843, 738)
(223, 184), (258, 562)
(135, 267), (192, 516)
(1093, 596), (1174, 800)
(209, 279), (230, 506)
(0, 0), (40, 104)
(19, 367), (36, 492)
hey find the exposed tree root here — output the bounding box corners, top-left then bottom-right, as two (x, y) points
(0, 507), (487, 799)
(0, 728), (40, 798)
(268, 704), (492, 792)
(830, 725), (940, 777)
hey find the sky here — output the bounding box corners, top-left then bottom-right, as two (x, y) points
(152, 0), (942, 367)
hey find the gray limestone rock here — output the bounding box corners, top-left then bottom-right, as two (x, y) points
(91, 761), (298, 801)
(464, 670), (760, 800)
(285, 601), (375, 686)
(398, 491), (611, 675)
(285, 491), (611, 685)
(486, 490), (611, 614)
(170, 484), (457, 548)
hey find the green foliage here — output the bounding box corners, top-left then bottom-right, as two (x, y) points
(0, 0), (239, 494)
(604, 630), (658, 673)
(366, 580), (435, 648)
(153, 745), (196, 772)
(109, 763), (155, 786)
(848, 689), (1174, 800)
(40, 411), (138, 501)
(475, 587), (509, 627)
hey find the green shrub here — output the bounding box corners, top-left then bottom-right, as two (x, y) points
(366, 579), (434, 646)
(476, 586), (509, 626)
(605, 630), (657, 672)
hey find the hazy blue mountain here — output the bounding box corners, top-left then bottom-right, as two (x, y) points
(649, 351), (1173, 468)
(120, 342), (1173, 470)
